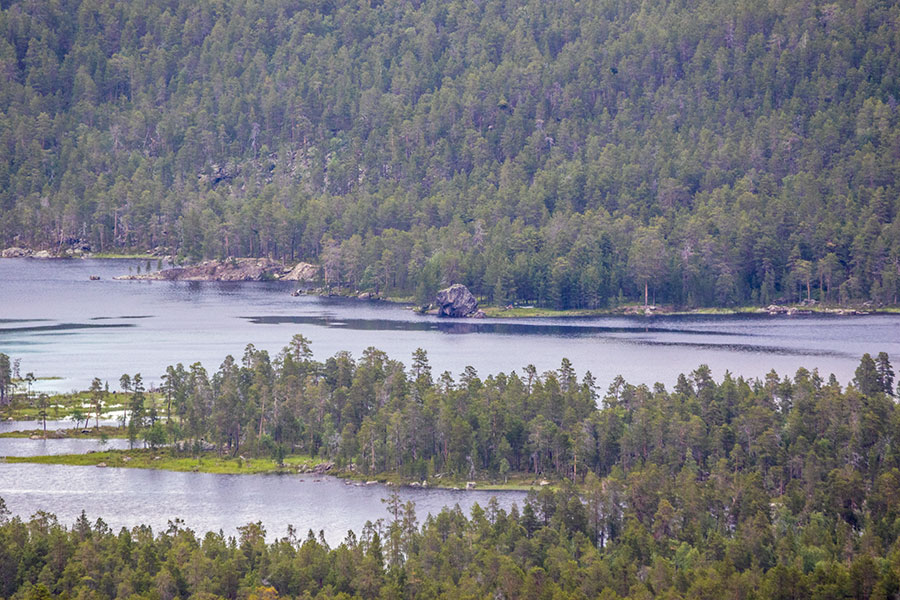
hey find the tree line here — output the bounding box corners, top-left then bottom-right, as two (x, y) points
(1, 0), (899, 308)
(110, 340), (900, 552)
(3, 344), (900, 597)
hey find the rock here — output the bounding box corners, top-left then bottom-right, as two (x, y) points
(122, 456), (131, 462)
(366, 480), (378, 485)
(32, 250), (52, 258)
(435, 284), (478, 317)
(539, 479), (550, 486)
(282, 262), (320, 282)
(469, 309), (486, 319)
(96, 462), (107, 468)
(357, 291), (374, 300)
(311, 461), (334, 475)
(29, 435), (42, 440)
(115, 258), (286, 282)
(466, 481), (477, 490)
(1, 247), (32, 258)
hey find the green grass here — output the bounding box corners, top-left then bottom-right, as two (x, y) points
(2, 404), (126, 421)
(5, 449), (326, 475)
(481, 302), (898, 318)
(0, 390), (158, 421)
(6, 448), (554, 489)
(481, 306), (610, 318)
(338, 470), (554, 491)
(87, 252), (158, 259)
(383, 294), (416, 304)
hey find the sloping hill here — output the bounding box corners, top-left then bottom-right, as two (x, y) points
(1, 0), (898, 308)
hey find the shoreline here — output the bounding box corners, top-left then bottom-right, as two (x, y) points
(4, 253), (897, 318)
(2, 447), (545, 491)
(283, 285), (896, 318)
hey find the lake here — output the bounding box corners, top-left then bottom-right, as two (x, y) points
(0, 460), (525, 544)
(0, 429), (525, 543)
(1, 257), (899, 541)
(0, 428), (526, 544)
(0, 436), (132, 456)
(1, 258), (898, 393)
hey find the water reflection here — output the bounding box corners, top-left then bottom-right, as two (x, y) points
(242, 314), (743, 337)
(0, 322), (135, 334)
(0, 437), (131, 456)
(0, 419), (123, 434)
(1, 258), (898, 392)
(0, 464), (525, 545)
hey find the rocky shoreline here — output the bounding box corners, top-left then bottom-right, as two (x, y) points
(114, 258), (320, 282)
(3, 248), (892, 317)
(1, 246), (57, 258)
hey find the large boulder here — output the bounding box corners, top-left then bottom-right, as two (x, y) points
(282, 262), (320, 281)
(435, 284), (478, 317)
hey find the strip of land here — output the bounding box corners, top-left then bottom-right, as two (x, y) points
(4, 448), (544, 490)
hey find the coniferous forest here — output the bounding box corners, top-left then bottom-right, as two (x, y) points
(2, 347), (900, 599)
(4, 1), (900, 597)
(1, 0), (899, 308)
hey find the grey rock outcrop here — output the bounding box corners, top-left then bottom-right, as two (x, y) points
(116, 258), (285, 281)
(435, 284), (478, 317)
(1, 247), (32, 258)
(282, 262), (320, 281)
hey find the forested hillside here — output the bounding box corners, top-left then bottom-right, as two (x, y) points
(1, 0), (899, 308)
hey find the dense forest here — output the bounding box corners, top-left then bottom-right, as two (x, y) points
(2, 346), (900, 599)
(89, 342), (900, 548)
(1, 0), (899, 307)
(0, 484), (899, 600)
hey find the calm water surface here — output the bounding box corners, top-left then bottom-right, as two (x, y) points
(0, 436), (132, 456)
(1, 258), (898, 392)
(0, 416), (123, 433)
(0, 432), (525, 543)
(1, 258), (899, 539)
(0, 462), (524, 544)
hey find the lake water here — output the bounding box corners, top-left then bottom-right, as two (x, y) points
(1, 258), (899, 540)
(0, 431), (524, 543)
(0, 461), (524, 544)
(0, 436), (132, 456)
(0, 416), (124, 433)
(1, 258), (898, 393)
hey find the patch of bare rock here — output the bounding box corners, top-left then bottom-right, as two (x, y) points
(115, 258), (321, 282)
